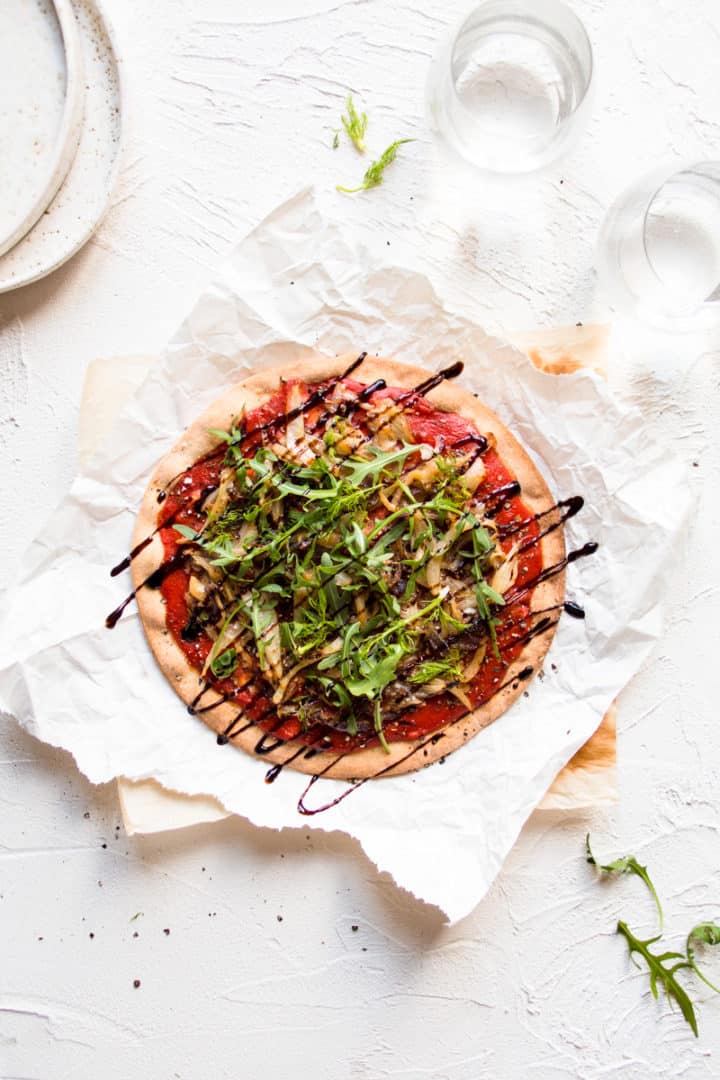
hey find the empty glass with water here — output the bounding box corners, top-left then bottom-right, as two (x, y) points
(426, 0), (593, 174)
(596, 162), (720, 331)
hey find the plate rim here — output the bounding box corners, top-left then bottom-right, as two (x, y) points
(0, 0), (125, 294)
(0, 0), (87, 258)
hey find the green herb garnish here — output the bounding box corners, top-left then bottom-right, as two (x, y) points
(410, 650), (463, 686)
(587, 835), (720, 1036)
(332, 129), (340, 149)
(686, 922), (720, 993)
(340, 94), (368, 152)
(210, 647), (238, 680)
(586, 834), (664, 930)
(337, 139), (414, 194)
(174, 524), (199, 541)
(175, 409), (505, 752)
(616, 921), (698, 1037)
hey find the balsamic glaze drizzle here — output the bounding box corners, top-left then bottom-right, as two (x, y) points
(294, 540), (598, 815)
(254, 732), (287, 756)
(296, 662), (539, 816)
(484, 481), (521, 516)
(500, 495), (585, 554)
(504, 542), (598, 610)
(129, 486), (219, 576)
(104, 554), (184, 629)
(107, 356), (467, 630)
(265, 741), (319, 784)
(110, 535), (153, 578)
(191, 466), (548, 739)
(105, 350), (599, 812)
(192, 691), (240, 716)
(564, 601), (586, 619)
(195, 464), (562, 743)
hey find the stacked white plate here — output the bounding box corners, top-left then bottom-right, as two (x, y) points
(0, 0), (122, 292)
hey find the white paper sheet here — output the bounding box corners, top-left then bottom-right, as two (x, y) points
(0, 188), (692, 922)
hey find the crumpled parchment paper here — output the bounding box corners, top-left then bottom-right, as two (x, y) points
(0, 188), (692, 922)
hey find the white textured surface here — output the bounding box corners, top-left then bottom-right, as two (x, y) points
(1, 1), (719, 1076)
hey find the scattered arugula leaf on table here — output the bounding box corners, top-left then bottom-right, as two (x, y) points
(686, 922), (720, 993)
(587, 835), (720, 1037)
(586, 833), (664, 930)
(337, 139), (414, 194)
(341, 94), (368, 152)
(615, 920), (699, 1037)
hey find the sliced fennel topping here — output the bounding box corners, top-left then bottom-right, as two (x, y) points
(172, 381), (515, 750)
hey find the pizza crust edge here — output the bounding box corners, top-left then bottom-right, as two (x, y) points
(131, 353), (566, 781)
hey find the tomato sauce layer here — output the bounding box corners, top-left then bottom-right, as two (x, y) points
(158, 378), (543, 752)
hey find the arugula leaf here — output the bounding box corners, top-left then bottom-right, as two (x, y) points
(179, 394), (512, 742)
(279, 621), (296, 654)
(586, 834), (664, 931)
(410, 650), (463, 686)
(337, 139), (414, 194)
(210, 647), (237, 680)
(477, 581), (505, 607)
(374, 697), (390, 754)
(340, 621), (362, 661)
(174, 524), (198, 541)
(345, 444), (416, 486)
(250, 601), (276, 669)
(438, 605), (467, 634)
(347, 521), (367, 557)
(586, 836), (720, 1037)
(344, 643), (406, 700)
(275, 478), (338, 500)
(340, 94), (368, 152)
(686, 922), (720, 993)
(208, 425), (241, 444)
(616, 921), (698, 1037)
(205, 600), (249, 676)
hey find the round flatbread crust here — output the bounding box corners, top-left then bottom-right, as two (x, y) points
(132, 353), (566, 780)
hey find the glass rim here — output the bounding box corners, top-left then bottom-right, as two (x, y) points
(596, 158), (720, 332)
(642, 159), (720, 294)
(447, 0), (595, 120)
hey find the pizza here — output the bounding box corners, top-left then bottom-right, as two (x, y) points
(107, 352), (592, 794)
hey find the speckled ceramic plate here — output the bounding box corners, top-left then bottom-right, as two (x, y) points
(0, 0), (122, 293)
(0, 0), (86, 258)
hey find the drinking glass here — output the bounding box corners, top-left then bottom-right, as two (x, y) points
(596, 161), (720, 331)
(426, 0), (594, 174)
